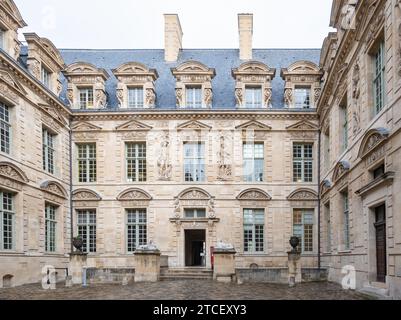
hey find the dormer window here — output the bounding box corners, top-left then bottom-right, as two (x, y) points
(281, 61), (322, 109)
(24, 33), (66, 95)
(172, 61), (216, 109)
(41, 65), (51, 88)
(112, 62), (158, 109)
(79, 88), (94, 109)
(128, 87), (144, 108)
(63, 62), (109, 110)
(232, 61), (275, 109)
(294, 87), (311, 109)
(245, 86), (263, 109)
(186, 86), (202, 109)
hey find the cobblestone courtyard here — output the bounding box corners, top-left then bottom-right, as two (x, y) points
(0, 281), (372, 300)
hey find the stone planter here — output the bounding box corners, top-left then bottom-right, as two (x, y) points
(134, 247), (161, 282)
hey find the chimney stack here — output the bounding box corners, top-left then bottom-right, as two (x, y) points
(238, 13), (253, 60)
(164, 14), (183, 62)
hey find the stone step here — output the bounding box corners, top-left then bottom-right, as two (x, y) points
(359, 284), (391, 300)
(160, 267), (213, 280)
(160, 275), (213, 281)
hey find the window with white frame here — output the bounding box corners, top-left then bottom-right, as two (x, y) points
(126, 143), (146, 182)
(77, 144), (96, 183)
(342, 191), (350, 250)
(77, 210), (96, 253)
(294, 87), (311, 109)
(45, 204), (57, 252)
(126, 209), (147, 253)
(184, 208), (206, 219)
(78, 88), (94, 109)
(184, 142), (205, 182)
(243, 143), (264, 182)
(0, 28), (5, 50)
(186, 86), (202, 108)
(293, 209), (314, 253)
(245, 86), (262, 108)
(0, 191), (14, 251)
(0, 102), (11, 154)
(128, 87), (144, 108)
(293, 143), (313, 183)
(373, 41), (385, 115)
(243, 209), (264, 253)
(41, 66), (51, 88)
(43, 128), (55, 174)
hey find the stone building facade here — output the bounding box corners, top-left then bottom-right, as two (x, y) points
(0, 0), (400, 298)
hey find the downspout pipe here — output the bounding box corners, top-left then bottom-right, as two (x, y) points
(69, 115), (74, 253)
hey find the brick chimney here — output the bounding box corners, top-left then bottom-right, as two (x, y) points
(238, 13), (253, 60)
(164, 14), (183, 62)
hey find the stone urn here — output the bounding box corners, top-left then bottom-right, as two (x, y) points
(72, 236), (83, 252)
(289, 236), (300, 252)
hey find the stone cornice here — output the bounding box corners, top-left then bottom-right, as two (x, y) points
(70, 110), (319, 122)
(0, 50), (72, 119)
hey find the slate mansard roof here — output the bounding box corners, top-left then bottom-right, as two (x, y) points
(20, 48), (321, 109)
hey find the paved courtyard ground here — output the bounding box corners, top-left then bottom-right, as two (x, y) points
(0, 281), (373, 300)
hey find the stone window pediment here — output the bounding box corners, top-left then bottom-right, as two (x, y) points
(63, 62), (110, 110)
(176, 120), (212, 132)
(72, 121), (103, 132)
(117, 188), (152, 201)
(0, 162), (29, 189)
(357, 128), (389, 160)
(112, 62), (158, 109)
(115, 119), (153, 132)
(72, 189), (102, 201)
(173, 188), (217, 220)
(232, 61), (276, 109)
(287, 188), (318, 201)
(332, 160), (350, 183)
(0, 68), (26, 104)
(320, 179), (332, 196)
(24, 33), (66, 95)
(171, 61), (216, 109)
(236, 188), (272, 201)
(40, 180), (67, 199)
(280, 60), (323, 109)
(286, 120), (319, 131)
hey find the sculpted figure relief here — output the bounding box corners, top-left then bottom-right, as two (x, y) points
(146, 88), (156, 107)
(157, 132), (172, 181)
(217, 134), (232, 180)
(264, 88), (272, 107)
(235, 88), (243, 107)
(352, 62), (361, 134)
(284, 88), (293, 108)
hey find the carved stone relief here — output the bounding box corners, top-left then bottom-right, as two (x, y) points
(157, 131), (172, 181)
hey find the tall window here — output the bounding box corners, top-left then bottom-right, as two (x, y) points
(342, 191), (350, 250)
(294, 87), (311, 109)
(340, 95), (348, 152)
(243, 209), (264, 253)
(245, 86), (262, 108)
(45, 204), (56, 252)
(41, 66), (51, 88)
(373, 41), (385, 115)
(79, 88), (94, 109)
(293, 209), (314, 253)
(186, 86), (202, 108)
(0, 102), (11, 154)
(126, 209), (147, 253)
(128, 87), (144, 108)
(77, 210), (96, 253)
(0, 28), (5, 50)
(77, 144), (96, 183)
(0, 191), (14, 251)
(324, 202), (331, 253)
(184, 142), (205, 182)
(126, 143), (146, 182)
(293, 143), (313, 182)
(43, 128), (55, 174)
(184, 208), (206, 218)
(243, 143), (264, 182)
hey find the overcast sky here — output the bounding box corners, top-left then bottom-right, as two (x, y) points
(14, 0), (334, 49)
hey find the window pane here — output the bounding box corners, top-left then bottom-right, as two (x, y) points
(243, 209), (264, 253)
(245, 87), (262, 108)
(294, 88), (311, 108)
(243, 143), (264, 182)
(128, 88), (144, 108)
(45, 204), (57, 252)
(0, 102), (10, 154)
(293, 209), (314, 253)
(78, 144), (96, 183)
(186, 87), (202, 108)
(184, 143), (205, 182)
(1, 192), (14, 250)
(77, 210), (96, 253)
(126, 209), (147, 252)
(373, 41), (385, 114)
(79, 88), (94, 109)
(293, 143), (313, 182)
(126, 143), (147, 182)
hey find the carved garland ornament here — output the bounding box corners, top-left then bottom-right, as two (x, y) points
(117, 188), (152, 201)
(236, 189), (272, 201)
(73, 189), (102, 201)
(358, 128), (389, 159)
(40, 181), (68, 199)
(287, 188), (318, 201)
(0, 162), (29, 184)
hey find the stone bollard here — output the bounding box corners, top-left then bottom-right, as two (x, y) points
(69, 252), (88, 285)
(213, 242), (236, 283)
(287, 251), (302, 287)
(134, 244), (161, 282)
(65, 275), (73, 287)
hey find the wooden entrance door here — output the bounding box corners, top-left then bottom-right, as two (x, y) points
(374, 205), (386, 283)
